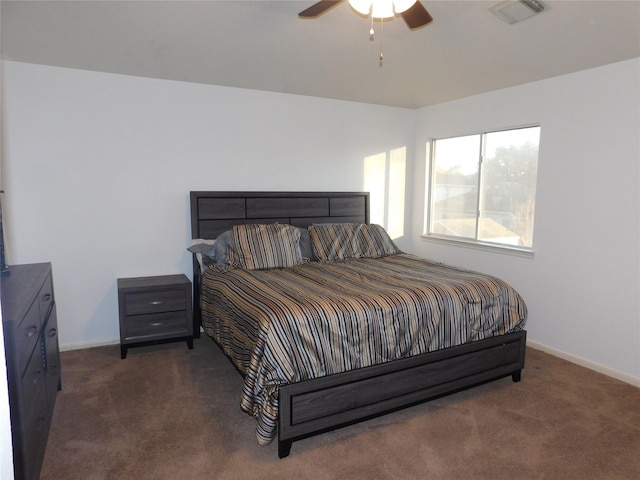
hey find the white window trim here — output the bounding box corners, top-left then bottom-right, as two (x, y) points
(420, 233), (535, 258)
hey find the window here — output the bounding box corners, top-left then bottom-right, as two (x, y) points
(425, 126), (540, 250)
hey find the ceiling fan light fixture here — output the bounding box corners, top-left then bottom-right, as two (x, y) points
(348, 0), (418, 18)
(348, 0), (372, 15)
(371, 0), (394, 18)
(393, 0), (418, 14)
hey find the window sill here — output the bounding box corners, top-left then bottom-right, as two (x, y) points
(419, 235), (535, 259)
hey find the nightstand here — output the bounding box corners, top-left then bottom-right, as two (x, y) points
(117, 274), (193, 359)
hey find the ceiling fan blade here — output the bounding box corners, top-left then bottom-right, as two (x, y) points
(299, 1), (344, 18)
(401, 2), (433, 29)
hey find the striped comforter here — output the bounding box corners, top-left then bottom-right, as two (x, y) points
(200, 253), (527, 445)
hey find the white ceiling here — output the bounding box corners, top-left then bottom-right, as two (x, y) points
(2, 0), (639, 108)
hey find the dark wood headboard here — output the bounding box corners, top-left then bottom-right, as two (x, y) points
(189, 191), (370, 335)
(190, 191), (370, 240)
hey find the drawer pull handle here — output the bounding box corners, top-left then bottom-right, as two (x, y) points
(149, 300), (164, 306)
(149, 322), (165, 327)
(26, 326), (38, 338)
(42, 293), (52, 302)
(48, 328), (57, 337)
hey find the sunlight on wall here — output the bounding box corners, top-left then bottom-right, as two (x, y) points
(364, 153), (386, 225)
(423, 140), (432, 234)
(363, 147), (406, 239)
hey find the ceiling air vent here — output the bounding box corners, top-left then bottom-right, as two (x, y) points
(490, 0), (544, 24)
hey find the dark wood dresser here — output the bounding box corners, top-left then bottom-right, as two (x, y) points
(1, 262), (61, 480)
(117, 274), (193, 359)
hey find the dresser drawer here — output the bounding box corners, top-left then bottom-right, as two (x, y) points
(23, 386), (50, 480)
(21, 348), (46, 422)
(38, 274), (54, 322)
(123, 289), (187, 316)
(15, 299), (42, 376)
(44, 308), (61, 402)
(122, 311), (190, 342)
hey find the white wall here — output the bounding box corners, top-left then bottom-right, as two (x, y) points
(0, 61), (415, 349)
(0, 41), (15, 477)
(411, 58), (640, 384)
(2, 58), (639, 386)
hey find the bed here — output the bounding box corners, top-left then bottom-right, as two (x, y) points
(189, 191), (527, 458)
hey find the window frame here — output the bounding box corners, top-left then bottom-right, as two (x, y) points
(423, 125), (540, 256)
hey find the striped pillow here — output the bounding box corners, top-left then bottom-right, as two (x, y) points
(227, 224), (304, 270)
(309, 223), (400, 262)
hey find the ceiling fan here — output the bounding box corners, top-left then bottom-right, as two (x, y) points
(299, 0), (434, 29)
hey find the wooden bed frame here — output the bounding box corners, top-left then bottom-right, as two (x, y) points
(189, 191), (526, 458)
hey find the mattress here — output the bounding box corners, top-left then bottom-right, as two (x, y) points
(200, 253), (527, 445)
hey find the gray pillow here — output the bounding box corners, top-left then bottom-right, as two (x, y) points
(187, 242), (216, 255)
(297, 227), (314, 260)
(187, 238), (217, 272)
(212, 230), (233, 266)
(192, 226), (312, 268)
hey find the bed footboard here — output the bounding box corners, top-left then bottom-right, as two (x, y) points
(278, 330), (526, 458)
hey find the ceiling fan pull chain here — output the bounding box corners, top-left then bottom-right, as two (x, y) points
(369, 15), (375, 40)
(379, 18), (384, 67)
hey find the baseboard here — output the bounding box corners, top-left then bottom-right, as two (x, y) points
(60, 337), (639, 387)
(60, 327), (205, 352)
(59, 339), (120, 352)
(527, 340), (640, 388)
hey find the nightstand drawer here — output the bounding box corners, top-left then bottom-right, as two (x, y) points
(122, 311), (190, 341)
(123, 289), (186, 315)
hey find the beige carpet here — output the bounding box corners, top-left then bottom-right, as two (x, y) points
(40, 337), (640, 480)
